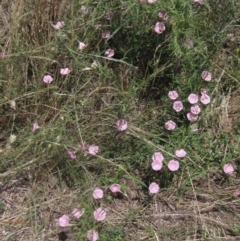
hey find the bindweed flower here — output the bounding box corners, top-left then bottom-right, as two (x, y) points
(158, 10), (169, 21)
(78, 42), (86, 50)
(148, 0), (157, 3)
(190, 104), (201, 115)
(87, 230), (99, 241)
(152, 152), (164, 162)
(154, 22), (166, 34)
(165, 120), (176, 130)
(116, 119), (128, 131)
(93, 208), (106, 221)
(110, 184), (121, 193)
(102, 30), (111, 39)
(58, 215), (69, 227)
(201, 70), (212, 82)
(104, 12), (114, 20)
(187, 112), (198, 122)
(173, 100), (183, 112)
(175, 149), (187, 158)
(151, 151), (164, 171)
(60, 68), (70, 75)
(43, 75), (53, 84)
(151, 160), (163, 171)
(168, 160), (180, 171)
(200, 93), (211, 105)
(68, 149), (76, 159)
(72, 208), (84, 219)
(93, 188), (104, 199)
(192, 0), (204, 4)
(52, 21), (65, 29)
(223, 163), (234, 174)
(32, 122), (39, 132)
(105, 49), (114, 58)
(149, 182), (159, 194)
(88, 145), (99, 155)
(168, 91), (179, 100)
(188, 93), (198, 104)
(234, 190), (240, 196)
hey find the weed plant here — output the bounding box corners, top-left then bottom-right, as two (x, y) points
(0, 0), (240, 240)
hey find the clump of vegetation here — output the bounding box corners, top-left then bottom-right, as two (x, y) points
(0, 0), (240, 240)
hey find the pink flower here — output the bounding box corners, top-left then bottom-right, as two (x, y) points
(188, 93), (198, 104)
(223, 163), (234, 174)
(105, 49), (115, 58)
(151, 161), (163, 171)
(87, 230), (99, 241)
(173, 100), (183, 112)
(93, 208), (106, 221)
(72, 208), (84, 219)
(175, 149), (187, 158)
(149, 182), (159, 194)
(187, 112), (198, 122)
(43, 75), (53, 84)
(58, 215), (69, 227)
(116, 119), (128, 131)
(60, 68), (70, 75)
(192, 0), (204, 4)
(190, 104), (201, 115)
(32, 122), (39, 132)
(102, 31), (111, 39)
(165, 120), (176, 130)
(168, 160), (179, 171)
(52, 21), (65, 29)
(168, 91), (179, 100)
(67, 149), (76, 159)
(148, 0), (157, 3)
(234, 190), (240, 196)
(158, 10), (169, 21)
(154, 22), (166, 34)
(110, 184), (121, 193)
(152, 152), (164, 162)
(93, 188), (104, 199)
(78, 42), (86, 50)
(104, 12), (114, 20)
(201, 70), (212, 81)
(200, 93), (211, 105)
(88, 145), (99, 155)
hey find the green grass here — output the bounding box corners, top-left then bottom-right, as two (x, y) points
(1, 0), (240, 240)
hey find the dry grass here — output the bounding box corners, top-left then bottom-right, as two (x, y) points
(1, 172), (240, 241)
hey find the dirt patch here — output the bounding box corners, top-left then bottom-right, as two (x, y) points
(218, 85), (240, 134)
(1, 174), (240, 241)
(0, 175), (80, 241)
(225, 87), (240, 133)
